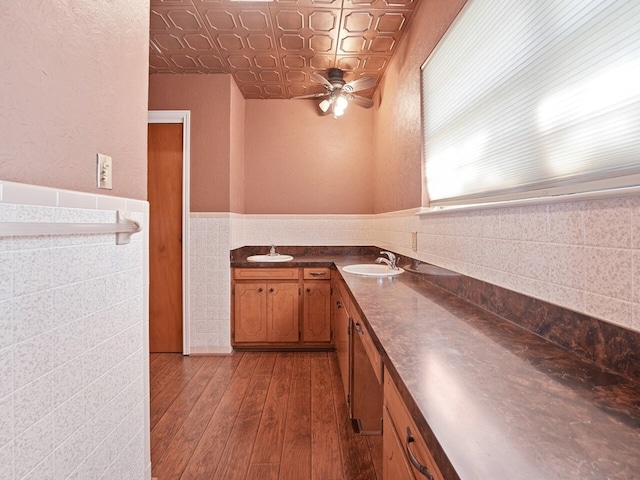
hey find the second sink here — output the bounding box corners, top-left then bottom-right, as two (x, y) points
(343, 264), (405, 277)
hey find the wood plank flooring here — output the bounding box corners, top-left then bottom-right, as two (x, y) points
(150, 351), (382, 480)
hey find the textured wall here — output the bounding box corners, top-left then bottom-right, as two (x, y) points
(0, 0), (150, 200)
(148, 74), (234, 212)
(244, 100), (374, 214)
(229, 81), (246, 214)
(0, 181), (150, 479)
(373, 0), (467, 213)
(374, 198), (640, 334)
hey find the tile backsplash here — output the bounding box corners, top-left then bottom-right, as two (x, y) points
(0, 181), (150, 480)
(375, 197), (640, 333)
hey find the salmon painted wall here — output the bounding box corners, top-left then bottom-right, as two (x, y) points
(148, 74), (234, 212)
(373, 0), (468, 213)
(229, 80), (246, 213)
(244, 100), (374, 214)
(0, 0), (150, 200)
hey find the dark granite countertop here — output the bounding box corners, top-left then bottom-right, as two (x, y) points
(231, 249), (640, 479)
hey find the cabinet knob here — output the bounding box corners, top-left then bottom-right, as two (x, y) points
(257, 287), (264, 293)
(269, 288), (274, 293)
(306, 288), (311, 293)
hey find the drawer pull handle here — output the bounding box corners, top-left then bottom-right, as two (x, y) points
(257, 287), (264, 293)
(309, 271), (326, 276)
(354, 322), (364, 334)
(406, 427), (434, 480)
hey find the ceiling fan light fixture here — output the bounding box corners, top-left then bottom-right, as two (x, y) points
(319, 98), (332, 113)
(335, 95), (349, 110)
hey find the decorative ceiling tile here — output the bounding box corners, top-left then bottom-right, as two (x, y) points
(149, 0), (419, 99)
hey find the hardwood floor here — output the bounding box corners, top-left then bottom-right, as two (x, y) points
(150, 351), (383, 480)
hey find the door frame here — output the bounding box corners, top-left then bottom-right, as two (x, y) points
(148, 110), (191, 355)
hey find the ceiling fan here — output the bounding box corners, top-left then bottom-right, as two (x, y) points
(293, 68), (375, 118)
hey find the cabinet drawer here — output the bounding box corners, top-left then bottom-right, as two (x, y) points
(353, 311), (383, 384)
(384, 369), (443, 480)
(303, 267), (331, 280)
(234, 268), (299, 280)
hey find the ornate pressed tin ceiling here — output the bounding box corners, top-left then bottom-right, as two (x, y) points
(149, 0), (418, 99)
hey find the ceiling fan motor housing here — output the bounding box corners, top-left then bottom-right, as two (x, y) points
(327, 68), (346, 88)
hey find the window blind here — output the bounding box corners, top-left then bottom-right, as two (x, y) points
(421, 0), (640, 206)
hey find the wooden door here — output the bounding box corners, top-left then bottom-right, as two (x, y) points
(148, 123), (183, 352)
(234, 282), (268, 343)
(303, 282), (331, 342)
(266, 282), (299, 342)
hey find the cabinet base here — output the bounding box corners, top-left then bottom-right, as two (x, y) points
(231, 344), (335, 352)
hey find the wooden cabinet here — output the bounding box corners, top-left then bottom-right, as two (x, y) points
(383, 407), (415, 480)
(332, 276), (351, 403)
(351, 308), (383, 434)
(302, 267), (332, 343)
(232, 267), (332, 349)
(233, 269), (299, 344)
(332, 274), (383, 434)
(383, 367), (444, 480)
(234, 281), (268, 343)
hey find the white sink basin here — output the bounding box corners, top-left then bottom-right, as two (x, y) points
(247, 254), (294, 262)
(342, 264), (404, 277)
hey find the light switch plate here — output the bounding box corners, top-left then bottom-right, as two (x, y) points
(411, 231), (418, 251)
(97, 154), (112, 189)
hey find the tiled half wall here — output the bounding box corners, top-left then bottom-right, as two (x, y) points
(191, 195), (640, 352)
(0, 181), (150, 480)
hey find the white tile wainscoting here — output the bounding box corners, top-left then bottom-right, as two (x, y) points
(191, 197), (640, 353)
(187, 213), (374, 353)
(0, 180), (150, 480)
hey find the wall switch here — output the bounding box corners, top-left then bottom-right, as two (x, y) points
(411, 231), (418, 251)
(97, 154), (113, 189)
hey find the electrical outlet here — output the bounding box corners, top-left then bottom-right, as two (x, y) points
(412, 231), (418, 251)
(97, 154), (112, 189)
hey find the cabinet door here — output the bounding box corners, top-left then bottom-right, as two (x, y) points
(333, 288), (350, 404)
(303, 281), (331, 343)
(383, 407), (416, 480)
(384, 369), (444, 480)
(234, 282), (267, 343)
(267, 282), (300, 342)
(352, 317), (383, 434)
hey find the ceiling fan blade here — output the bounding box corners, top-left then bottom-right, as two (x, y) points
(343, 76), (376, 93)
(292, 92), (330, 99)
(311, 72), (334, 90)
(349, 94), (374, 109)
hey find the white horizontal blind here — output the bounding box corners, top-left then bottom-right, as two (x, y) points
(421, 0), (640, 206)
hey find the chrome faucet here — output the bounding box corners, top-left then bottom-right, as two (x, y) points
(376, 251), (398, 270)
(268, 244), (279, 256)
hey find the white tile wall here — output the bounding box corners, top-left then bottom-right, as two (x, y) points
(189, 213), (232, 354)
(0, 180), (150, 480)
(375, 198), (640, 333)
